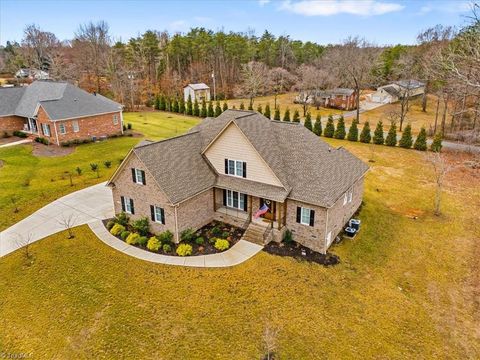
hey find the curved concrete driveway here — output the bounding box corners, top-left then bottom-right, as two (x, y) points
(0, 182), (114, 258)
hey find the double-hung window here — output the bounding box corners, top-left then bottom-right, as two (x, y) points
(59, 123), (66, 134)
(224, 190), (247, 211)
(225, 159), (246, 178)
(72, 121), (79, 133)
(121, 196), (134, 214)
(150, 205), (165, 224)
(132, 168), (146, 185)
(343, 193), (348, 205)
(42, 123), (51, 137)
(113, 114), (119, 125)
(296, 206), (315, 227)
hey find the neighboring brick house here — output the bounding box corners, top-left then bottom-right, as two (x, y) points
(296, 88), (358, 111)
(0, 80), (123, 145)
(108, 110), (368, 254)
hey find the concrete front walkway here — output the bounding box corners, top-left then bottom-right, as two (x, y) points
(88, 220), (263, 268)
(0, 139), (32, 148)
(0, 182), (114, 257)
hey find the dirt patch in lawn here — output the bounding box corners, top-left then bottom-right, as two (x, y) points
(32, 142), (75, 157)
(264, 241), (340, 266)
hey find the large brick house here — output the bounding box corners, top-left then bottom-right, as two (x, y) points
(0, 80), (123, 145)
(296, 88), (358, 111)
(107, 110), (368, 254)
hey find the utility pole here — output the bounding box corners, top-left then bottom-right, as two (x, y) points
(211, 71), (216, 101)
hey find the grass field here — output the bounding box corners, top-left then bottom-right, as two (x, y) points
(0, 111), (198, 231)
(1, 139), (479, 359)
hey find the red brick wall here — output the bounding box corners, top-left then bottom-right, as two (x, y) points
(0, 115), (25, 133)
(36, 106), (123, 145)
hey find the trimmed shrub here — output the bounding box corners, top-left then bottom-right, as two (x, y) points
(110, 223), (125, 236)
(127, 123), (132, 130)
(215, 101), (222, 117)
(195, 99), (201, 117)
(162, 243), (172, 253)
(106, 220), (115, 230)
(211, 226), (222, 237)
(222, 102), (228, 112)
(313, 114), (322, 136)
(292, 109), (300, 122)
(373, 121), (385, 145)
(283, 108), (291, 122)
(120, 230), (131, 241)
(347, 120), (359, 142)
(273, 108), (281, 120)
(132, 217), (150, 236)
(248, 102), (254, 110)
(304, 112), (313, 131)
(207, 101), (214, 117)
(414, 127), (427, 151)
(104, 160), (112, 168)
(126, 232), (141, 245)
(115, 212), (129, 226)
(75, 167), (82, 175)
(179, 98), (186, 114)
(430, 132), (443, 152)
(214, 238), (230, 251)
(324, 115), (335, 138)
(195, 237), (205, 245)
(176, 243), (193, 256)
(334, 116), (346, 139)
(186, 95), (193, 115)
(158, 230), (173, 244)
(283, 229), (293, 244)
(221, 231), (230, 238)
(385, 122), (397, 146)
(13, 130), (28, 138)
(359, 121), (371, 143)
(147, 236), (161, 252)
(264, 104), (271, 119)
(239, 102), (245, 110)
(256, 103), (263, 114)
(180, 228), (196, 243)
(399, 124), (413, 149)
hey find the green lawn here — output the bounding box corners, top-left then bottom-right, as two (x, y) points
(1, 140), (478, 359)
(0, 111), (199, 231)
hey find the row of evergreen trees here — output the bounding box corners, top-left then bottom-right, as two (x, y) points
(154, 94), (229, 118)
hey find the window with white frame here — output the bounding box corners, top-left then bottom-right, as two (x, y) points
(226, 190), (246, 210)
(41, 123), (50, 137)
(122, 196), (134, 214)
(113, 114), (119, 125)
(225, 159), (246, 178)
(300, 207), (311, 225)
(343, 193), (348, 205)
(133, 168), (145, 185)
(59, 123), (66, 134)
(348, 190), (353, 203)
(152, 205), (165, 224)
(72, 120), (79, 133)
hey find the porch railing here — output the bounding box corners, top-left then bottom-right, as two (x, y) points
(214, 203), (251, 229)
(262, 221), (274, 244)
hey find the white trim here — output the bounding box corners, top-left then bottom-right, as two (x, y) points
(134, 168), (144, 184)
(299, 207), (311, 226)
(53, 122), (60, 145)
(226, 189), (246, 211)
(58, 122), (66, 135)
(153, 205), (164, 224)
(324, 208), (329, 253)
(49, 110), (122, 122)
(120, 111), (124, 134)
(123, 196), (133, 214)
(226, 158), (245, 178)
(174, 205), (179, 243)
(72, 120), (79, 133)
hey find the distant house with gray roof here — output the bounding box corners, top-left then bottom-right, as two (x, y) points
(368, 80), (425, 104)
(0, 80), (123, 145)
(107, 109), (368, 254)
(183, 83), (210, 103)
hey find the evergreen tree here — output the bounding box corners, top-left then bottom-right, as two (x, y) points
(304, 112), (313, 131)
(373, 121), (385, 145)
(273, 107), (281, 120)
(215, 101), (222, 117)
(292, 109), (300, 122)
(159, 95), (166, 111)
(334, 115), (346, 139)
(172, 98), (179, 113)
(385, 122), (397, 146)
(347, 119), (359, 142)
(324, 115), (335, 138)
(264, 103), (271, 119)
(186, 95), (193, 115)
(179, 97), (186, 114)
(154, 95), (160, 110)
(430, 132), (443, 152)
(165, 97), (171, 112)
(256, 103), (263, 114)
(207, 101), (215, 117)
(239, 102), (245, 110)
(248, 102), (254, 110)
(413, 127), (427, 151)
(283, 108), (291, 122)
(313, 114), (322, 136)
(359, 121), (371, 143)
(399, 124), (413, 148)
(199, 99), (206, 117)
(222, 102), (228, 112)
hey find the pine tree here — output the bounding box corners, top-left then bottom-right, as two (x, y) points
(186, 95), (193, 115)
(347, 119), (359, 142)
(215, 101), (222, 117)
(154, 95), (160, 110)
(172, 98), (179, 113)
(413, 127), (427, 151)
(313, 114), (322, 136)
(359, 121), (371, 143)
(207, 101), (215, 117)
(199, 99), (206, 117)
(179, 97), (186, 114)
(430, 132), (443, 152)
(283, 108), (291, 122)
(239, 102), (245, 110)
(373, 121), (385, 145)
(165, 97), (171, 112)
(222, 102), (228, 112)
(273, 107), (281, 120)
(264, 104), (271, 119)
(256, 103), (263, 114)
(304, 112), (313, 131)
(324, 115), (335, 138)
(292, 109), (300, 122)
(334, 115), (346, 139)
(385, 122), (397, 146)
(159, 95), (166, 111)
(399, 124), (413, 148)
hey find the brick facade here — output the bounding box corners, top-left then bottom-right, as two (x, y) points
(0, 115), (25, 133)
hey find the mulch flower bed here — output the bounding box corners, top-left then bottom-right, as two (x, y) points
(263, 241), (340, 266)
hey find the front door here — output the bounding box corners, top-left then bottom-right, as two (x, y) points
(28, 118), (38, 133)
(260, 198), (276, 221)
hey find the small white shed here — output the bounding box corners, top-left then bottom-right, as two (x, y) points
(183, 83), (211, 102)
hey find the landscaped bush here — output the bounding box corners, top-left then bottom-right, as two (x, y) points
(126, 232), (141, 245)
(180, 228), (196, 243)
(115, 212), (129, 226)
(120, 231), (131, 241)
(222, 231), (230, 239)
(138, 236), (148, 246)
(176, 243), (193, 256)
(282, 229), (293, 244)
(158, 230), (173, 243)
(35, 137), (49, 145)
(75, 167), (82, 175)
(162, 243), (172, 253)
(106, 220), (115, 230)
(147, 236), (161, 252)
(195, 237), (205, 245)
(104, 160), (112, 168)
(214, 238), (230, 251)
(132, 217), (150, 236)
(211, 226), (222, 237)
(127, 123), (132, 130)
(110, 223), (125, 236)
(13, 130), (27, 138)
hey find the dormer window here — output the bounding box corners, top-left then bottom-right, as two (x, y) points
(225, 159), (246, 178)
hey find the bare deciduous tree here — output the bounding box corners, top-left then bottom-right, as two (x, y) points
(426, 152), (453, 216)
(15, 232), (34, 262)
(58, 214), (78, 239)
(262, 324), (279, 360)
(21, 24), (59, 71)
(237, 61), (269, 108)
(268, 67), (296, 109)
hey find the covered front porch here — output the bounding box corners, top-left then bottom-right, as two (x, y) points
(22, 117), (40, 134)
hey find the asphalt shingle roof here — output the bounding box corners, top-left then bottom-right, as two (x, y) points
(0, 80), (122, 120)
(186, 83), (209, 90)
(133, 109), (368, 207)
